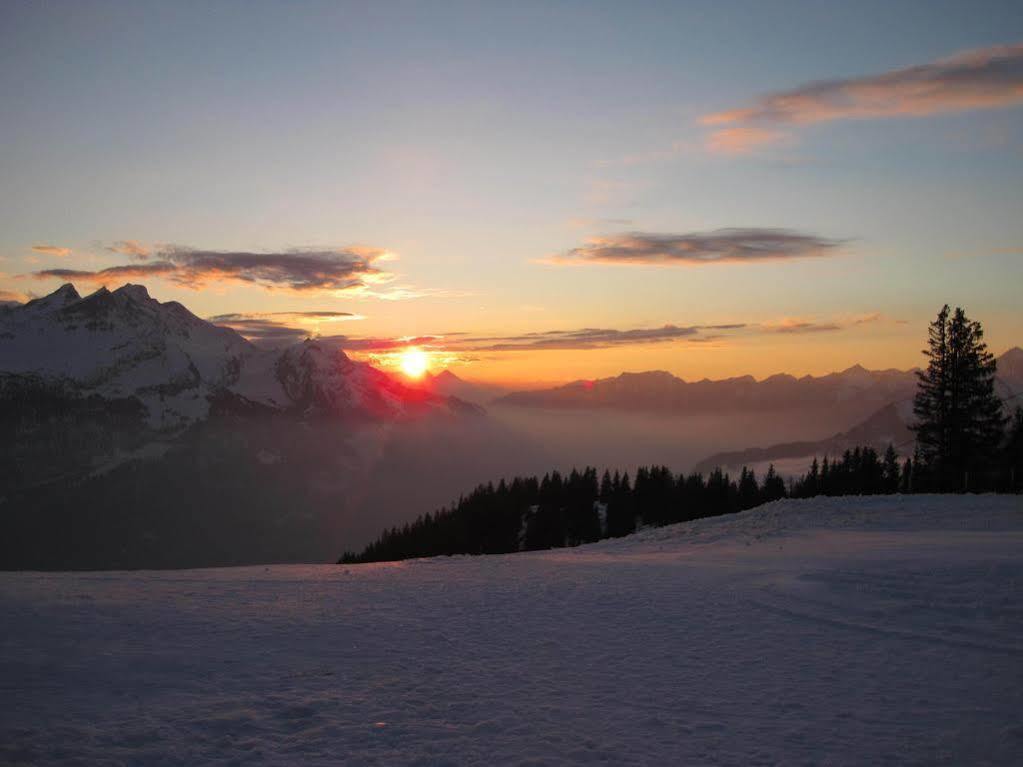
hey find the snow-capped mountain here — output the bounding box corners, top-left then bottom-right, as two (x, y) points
(1, 284), (251, 429)
(0, 283), (469, 429)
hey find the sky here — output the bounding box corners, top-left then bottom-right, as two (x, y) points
(1, 0), (1021, 384)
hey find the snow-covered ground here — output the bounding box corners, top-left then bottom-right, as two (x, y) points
(2, 495), (1021, 765)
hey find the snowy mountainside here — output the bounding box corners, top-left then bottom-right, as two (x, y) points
(0, 284), (251, 429)
(0, 283), (468, 428)
(2, 494), (1020, 765)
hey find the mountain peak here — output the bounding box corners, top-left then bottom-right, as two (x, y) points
(24, 282), (80, 309)
(113, 283), (151, 302)
(52, 283), (81, 301)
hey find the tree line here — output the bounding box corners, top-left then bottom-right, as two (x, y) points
(339, 305), (1023, 564)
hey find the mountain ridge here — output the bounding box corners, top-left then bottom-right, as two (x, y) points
(1, 283), (472, 429)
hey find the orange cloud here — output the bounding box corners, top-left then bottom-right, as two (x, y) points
(704, 126), (788, 155)
(31, 244), (72, 258)
(106, 240), (151, 259)
(703, 42), (1023, 153)
(33, 246), (393, 292)
(0, 289), (29, 304)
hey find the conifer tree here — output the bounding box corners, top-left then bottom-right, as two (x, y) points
(912, 305), (1005, 491)
(762, 464), (787, 502)
(882, 444), (901, 493)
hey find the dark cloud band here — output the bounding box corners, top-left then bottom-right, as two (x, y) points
(33, 246), (389, 292)
(553, 229), (842, 266)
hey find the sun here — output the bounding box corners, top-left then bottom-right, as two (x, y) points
(398, 347), (429, 379)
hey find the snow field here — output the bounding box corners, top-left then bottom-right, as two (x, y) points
(1, 495), (1021, 765)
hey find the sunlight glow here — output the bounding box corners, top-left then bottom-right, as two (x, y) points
(399, 347), (429, 379)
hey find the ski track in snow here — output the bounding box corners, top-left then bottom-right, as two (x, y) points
(2, 495), (1022, 766)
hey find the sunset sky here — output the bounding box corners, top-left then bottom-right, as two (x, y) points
(2, 1), (1021, 384)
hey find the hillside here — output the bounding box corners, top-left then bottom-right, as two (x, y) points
(2, 495), (1020, 765)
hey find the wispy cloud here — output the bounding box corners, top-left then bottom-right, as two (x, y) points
(31, 244), (72, 258)
(550, 228), (843, 266)
(759, 318), (842, 334)
(32, 246), (393, 292)
(0, 289), (29, 305)
(465, 325), (708, 351)
(702, 42), (1023, 153)
(208, 310), (364, 344)
(34, 262), (178, 282)
(329, 313), (889, 357)
(106, 240), (151, 260)
(758, 312), (890, 335)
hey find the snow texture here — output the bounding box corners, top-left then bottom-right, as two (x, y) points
(1, 495), (1021, 766)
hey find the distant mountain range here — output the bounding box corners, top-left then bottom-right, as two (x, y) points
(408, 369), (510, 405)
(693, 348), (1023, 476)
(497, 349), (1023, 417)
(495, 366), (919, 427)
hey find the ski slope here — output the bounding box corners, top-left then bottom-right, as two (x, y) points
(2, 495), (1021, 765)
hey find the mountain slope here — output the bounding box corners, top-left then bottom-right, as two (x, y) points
(1, 283), (253, 429)
(693, 400), (914, 475)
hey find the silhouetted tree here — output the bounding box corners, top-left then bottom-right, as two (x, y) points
(762, 464), (787, 502)
(913, 305), (1005, 491)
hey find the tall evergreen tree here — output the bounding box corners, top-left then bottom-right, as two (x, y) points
(882, 444), (901, 494)
(912, 305), (1005, 491)
(762, 464), (787, 502)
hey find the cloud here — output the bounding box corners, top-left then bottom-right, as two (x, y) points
(329, 324), (748, 354)
(34, 262), (178, 282)
(320, 335), (447, 352)
(331, 314), (887, 355)
(209, 310), (364, 345)
(31, 244), (72, 258)
(106, 240), (151, 260)
(32, 246), (392, 292)
(703, 42), (1023, 153)
(704, 127), (789, 156)
(210, 319), (311, 343)
(465, 325), (705, 351)
(758, 313), (890, 334)
(209, 310), (361, 323)
(551, 228), (842, 266)
(0, 289), (29, 305)
(760, 319), (842, 334)
(159, 246), (389, 291)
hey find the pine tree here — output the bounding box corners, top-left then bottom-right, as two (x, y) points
(737, 467), (760, 510)
(762, 464), (787, 502)
(882, 444), (900, 493)
(912, 305), (1005, 491)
